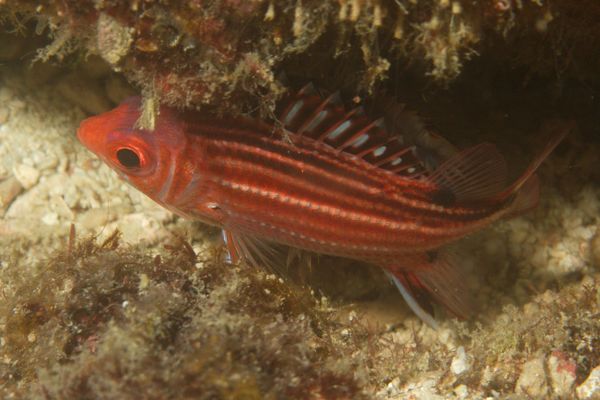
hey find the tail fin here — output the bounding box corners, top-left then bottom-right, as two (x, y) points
(504, 174), (540, 218)
(498, 120), (572, 202)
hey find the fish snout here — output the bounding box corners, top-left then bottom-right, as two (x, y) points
(76, 119), (89, 146)
(76, 115), (106, 154)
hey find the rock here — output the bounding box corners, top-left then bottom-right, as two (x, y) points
(453, 384), (468, 399)
(0, 107), (9, 125)
(103, 211), (170, 244)
(378, 377), (401, 398)
(516, 355), (548, 398)
(96, 13), (133, 66)
(0, 176), (23, 216)
(42, 212), (59, 226)
(378, 374), (444, 400)
(77, 205), (133, 230)
(591, 227), (600, 270)
(547, 351), (576, 397)
(450, 346), (471, 376)
(577, 365), (600, 399)
(509, 219), (532, 245)
(12, 164), (40, 189)
(578, 187), (600, 220)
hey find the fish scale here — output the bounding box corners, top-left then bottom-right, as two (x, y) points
(77, 87), (570, 327)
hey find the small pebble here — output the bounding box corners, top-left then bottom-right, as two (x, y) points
(591, 227), (600, 270)
(451, 346), (471, 376)
(41, 212), (59, 226)
(12, 164), (40, 189)
(516, 355), (548, 398)
(547, 351), (576, 397)
(453, 384), (468, 399)
(0, 108), (9, 124)
(77, 206), (125, 230)
(577, 365), (600, 399)
(138, 273), (150, 291)
(0, 176), (23, 215)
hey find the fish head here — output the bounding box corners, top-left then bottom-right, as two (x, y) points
(77, 96), (188, 200)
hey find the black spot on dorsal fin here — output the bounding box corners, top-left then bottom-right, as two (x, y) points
(276, 84), (430, 179)
(427, 143), (508, 203)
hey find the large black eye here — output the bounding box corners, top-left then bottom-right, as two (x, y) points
(116, 148), (141, 168)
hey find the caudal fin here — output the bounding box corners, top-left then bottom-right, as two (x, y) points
(498, 120), (572, 201)
(504, 174), (540, 218)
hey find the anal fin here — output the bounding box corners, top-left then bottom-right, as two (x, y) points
(385, 248), (474, 327)
(385, 270), (439, 329)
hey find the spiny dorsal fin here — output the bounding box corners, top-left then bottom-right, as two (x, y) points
(276, 84), (429, 179)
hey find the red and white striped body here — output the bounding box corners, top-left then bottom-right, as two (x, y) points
(77, 88), (568, 324)
(162, 120), (507, 265)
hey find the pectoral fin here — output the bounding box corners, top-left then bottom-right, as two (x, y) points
(221, 229), (314, 277)
(222, 229), (282, 272)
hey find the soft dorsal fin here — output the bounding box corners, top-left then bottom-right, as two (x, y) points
(276, 84), (430, 179)
(426, 120), (571, 205)
(427, 143), (508, 204)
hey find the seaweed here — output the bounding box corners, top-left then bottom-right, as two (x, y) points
(0, 231), (367, 399)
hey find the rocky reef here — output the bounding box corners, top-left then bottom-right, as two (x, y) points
(0, 1), (599, 398)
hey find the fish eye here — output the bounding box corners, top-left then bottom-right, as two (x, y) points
(116, 147), (141, 169)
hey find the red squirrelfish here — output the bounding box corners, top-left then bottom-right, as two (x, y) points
(77, 85), (569, 327)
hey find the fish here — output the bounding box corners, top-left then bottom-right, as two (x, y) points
(77, 84), (570, 328)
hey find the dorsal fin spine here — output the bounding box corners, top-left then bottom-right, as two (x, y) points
(280, 98), (304, 127)
(337, 118), (382, 152)
(317, 107), (363, 141)
(299, 82), (317, 95)
(275, 85), (433, 180)
(391, 164), (415, 174)
(373, 145), (412, 167)
(297, 92), (341, 135)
